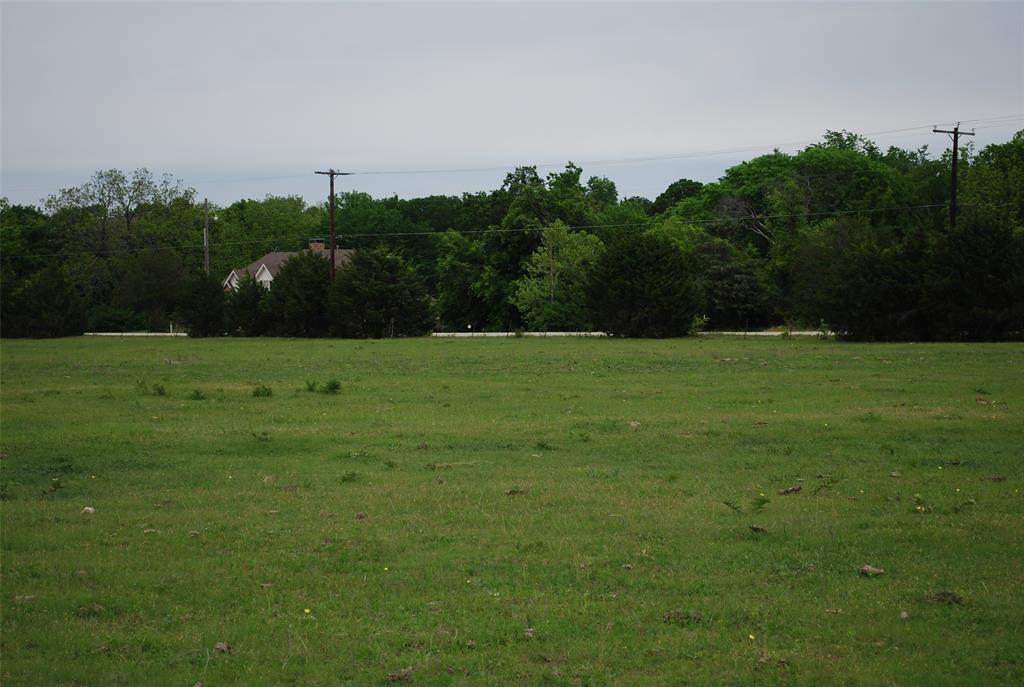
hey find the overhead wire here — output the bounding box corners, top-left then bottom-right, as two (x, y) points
(5, 115), (1019, 196)
(11, 201), (1012, 260)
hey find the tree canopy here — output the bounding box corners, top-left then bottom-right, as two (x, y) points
(3, 131), (1022, 340)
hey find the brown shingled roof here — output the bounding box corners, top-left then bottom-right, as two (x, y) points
(230, 248), (355, 282)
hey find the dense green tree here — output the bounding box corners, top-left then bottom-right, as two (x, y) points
(511, 222), (605, 331)
(590, 232), (700, 337)
(329, 249), (433, 338)
(693, 238), (773, 329)
(264, 251), (331, 337)
(108, 250), (186, 331)
(651, 178), (703, 215)
(177, 274), (225, 337)
(45, 168), (194, 254)
(1, 267), (86, 338)
(787, 218), (926, 340)
(0, 200), (50, 279)
(214, 195), (322, 277)
(85, 304), (148, 333)
(435, 231), (487, 330)
(225, 276), (270, 336)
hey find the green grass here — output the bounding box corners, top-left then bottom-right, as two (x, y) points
(2, 336), (1022, 686)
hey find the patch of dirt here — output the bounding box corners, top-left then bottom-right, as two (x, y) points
(385, 667), (414, 682)
(757, 654), (789, 668)
(505, 487), (526, 496)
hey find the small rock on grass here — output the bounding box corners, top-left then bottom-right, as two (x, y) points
(859, 564), (885, 576)
(778, 485), (801, 495)
(214, 641), (231, 654)
(900, 610), (910, 620)
(749, 525), (768, 534)
(81, 506), (96, 514)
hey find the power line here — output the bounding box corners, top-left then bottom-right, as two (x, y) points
(11, 201), (1011, 260)
(5, 115), (1019, 196)
(341, 116), (1023, 177)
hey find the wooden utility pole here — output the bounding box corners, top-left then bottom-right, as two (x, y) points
(202, 199), (210, 276)
(314, 169), (351, 280)
(933, 123), (975, 229)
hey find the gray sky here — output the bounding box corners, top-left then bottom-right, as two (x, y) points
(2, 0), (1022, 207)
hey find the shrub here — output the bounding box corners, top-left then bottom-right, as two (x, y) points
(177, 274), (225, 337)
(590, 233), (701, 337)
(224, 275), (270, 336)
(328, 249), (433, 338)
(264, 252), (330, 337)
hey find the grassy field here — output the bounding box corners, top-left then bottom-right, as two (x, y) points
(1, 336), (1022, 686)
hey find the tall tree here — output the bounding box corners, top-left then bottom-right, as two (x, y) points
(590, 232), (700, 337)
(511, 221), (605, 331)
(329, 249), (433, 338)
(263, 251), (331, 337)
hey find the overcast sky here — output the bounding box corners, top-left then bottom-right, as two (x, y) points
(2, 1), (1022, 207)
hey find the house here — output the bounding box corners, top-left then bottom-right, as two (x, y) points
(223, 239), (354, 290)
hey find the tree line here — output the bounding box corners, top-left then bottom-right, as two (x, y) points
(2, 130), (1022, 340)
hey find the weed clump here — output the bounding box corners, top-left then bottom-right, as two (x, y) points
(187, 389), (206, 401)
(663, 610), (705, 626)
(926, 591), (965, 605)
(137, 380), (166, 396)
(321, 379), (341, 394)
(252, 384), (273, 398)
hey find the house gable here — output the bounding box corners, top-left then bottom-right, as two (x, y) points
(223, 243), (357, 291)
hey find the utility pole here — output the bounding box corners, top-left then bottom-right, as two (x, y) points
(933, 123), (975, 229)
(314, 169), (352, 280)
(202, 199), (210, 276)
